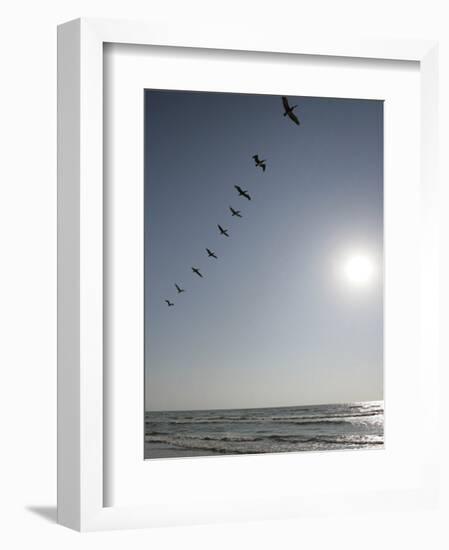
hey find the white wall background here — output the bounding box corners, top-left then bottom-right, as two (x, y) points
(0, 1), (448, 548)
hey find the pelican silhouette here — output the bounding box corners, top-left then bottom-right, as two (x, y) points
(218, 224), (229, 237)
(234, 185), (251, 201)
(206, 248), (218, 259)
(252, 154), (267, 172)
(175, 284), (185, 294)
(282, 96), (300, 125)
(229, 206), (242, 218)
(165, 299), (174, 307)
(191, 267), (203, 278)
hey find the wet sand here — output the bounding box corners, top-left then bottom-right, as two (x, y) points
(145, 442), (223, 459)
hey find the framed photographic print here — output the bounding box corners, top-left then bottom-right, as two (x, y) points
(143, 89), (384, 460)
(58, 18), (440, 531)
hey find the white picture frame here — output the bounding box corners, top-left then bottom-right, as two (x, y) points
(57, 17), (439, 531)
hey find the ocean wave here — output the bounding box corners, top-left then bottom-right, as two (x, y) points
(144, 402), (384, 457)
(145, 411), (383, 426)
(145, 432), (384, 455)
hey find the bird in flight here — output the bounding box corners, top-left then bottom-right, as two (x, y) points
(218, 224), (229, 237)
(229, 206), (242, 218)
(234, 185), (251, 201)
(191, 267), (203, 278)
(206, 248), (218, 259)
(165, 299), (174, 307)
(175, 284), (185, 294)
(252, 154), (267, 172)
(282, 96), (300, 125)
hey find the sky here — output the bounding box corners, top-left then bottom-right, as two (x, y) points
(144, 90), (383, 411)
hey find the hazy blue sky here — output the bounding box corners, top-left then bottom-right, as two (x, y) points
(144, 90), (383, 411)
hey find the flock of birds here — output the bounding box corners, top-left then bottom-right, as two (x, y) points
(164, 96), (300, 307)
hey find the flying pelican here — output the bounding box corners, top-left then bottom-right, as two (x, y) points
(165, 299), (174, 307)
(229, 206), (242, 218)
(191, 267), (203, 278)
(206, 248), (218, 259)
(175, 284), (185, 294)
(234, 185), (251, 201)
(252, 154), (267, 172)
(282, 96), (300, 125)
(218, 224), (229, 237)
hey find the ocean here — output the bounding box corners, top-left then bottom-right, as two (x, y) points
(144, 400), (384, 459)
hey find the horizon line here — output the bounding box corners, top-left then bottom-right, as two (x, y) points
(145, 398), (384, 414)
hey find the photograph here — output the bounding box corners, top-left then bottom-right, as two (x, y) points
(144, 89), (384, 459)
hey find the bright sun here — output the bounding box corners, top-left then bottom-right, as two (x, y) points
(342, 253), (377, 288)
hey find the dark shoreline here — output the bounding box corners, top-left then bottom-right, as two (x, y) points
(145, 442), (225, 459)
(144, 441), (384, 460)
